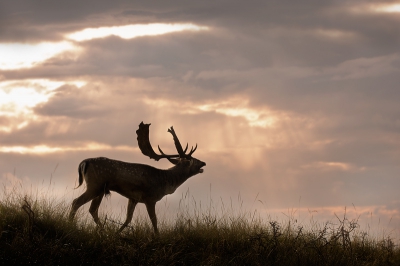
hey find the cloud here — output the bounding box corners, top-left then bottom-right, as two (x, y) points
(351, 3), (400, 14)
(143, 96), (279, 128)
(66, 23), (208, 42)
(324, 53), (400, 80)
(301, 161), (360, 172)
(0, 41), (78, 70)
(33, 84), (110, 119)
(375, 4), (400, 13)
(0, 79), (87, 126)
(0, 143), (134, 154)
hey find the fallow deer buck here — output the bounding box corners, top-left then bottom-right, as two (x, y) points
(69, 122), (206, 234)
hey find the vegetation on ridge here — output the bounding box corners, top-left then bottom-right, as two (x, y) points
(0, 186), (399, 265)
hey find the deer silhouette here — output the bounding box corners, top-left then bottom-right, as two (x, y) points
(69, 122), (206, 234)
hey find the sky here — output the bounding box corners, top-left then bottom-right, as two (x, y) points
(1, 0), (399, 238)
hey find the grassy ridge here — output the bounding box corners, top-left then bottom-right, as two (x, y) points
(1, 188), (399, 265)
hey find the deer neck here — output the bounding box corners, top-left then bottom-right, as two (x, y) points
(164, 164), (191, 191)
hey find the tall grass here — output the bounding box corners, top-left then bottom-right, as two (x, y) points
(1, 184), (399, 265)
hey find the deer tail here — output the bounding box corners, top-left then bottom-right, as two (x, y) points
(104, 182), (111, 197)
(75, 161), (87, 189)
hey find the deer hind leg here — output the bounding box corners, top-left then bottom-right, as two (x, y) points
(118, 199), (137, 233)
(89, 194), (104, 226)
(145, 202), (159, 235)
(69, 189), (102, 221)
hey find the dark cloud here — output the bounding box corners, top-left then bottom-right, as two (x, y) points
(34, 84), (111, 119)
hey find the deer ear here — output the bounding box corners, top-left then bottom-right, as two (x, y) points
(167, 158), (180, 165)
(181, 158), (192, 166)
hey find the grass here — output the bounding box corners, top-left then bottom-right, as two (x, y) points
(0, 185), (399, 265)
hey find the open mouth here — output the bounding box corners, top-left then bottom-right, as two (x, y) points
(199, 162), (206, 173)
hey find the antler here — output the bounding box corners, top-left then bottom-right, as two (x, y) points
(136, 122), (198, 162)
(167, 126), (197, 159)
(136, 122), (179, 161)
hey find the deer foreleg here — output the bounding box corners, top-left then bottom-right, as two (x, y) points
(145, 202), (159, 235)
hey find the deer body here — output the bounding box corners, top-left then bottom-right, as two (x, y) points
(69, 123), (205, 234)
(77, 157), (203, 201)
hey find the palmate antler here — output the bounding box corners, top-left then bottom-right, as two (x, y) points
(136, 122), (197, 163)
